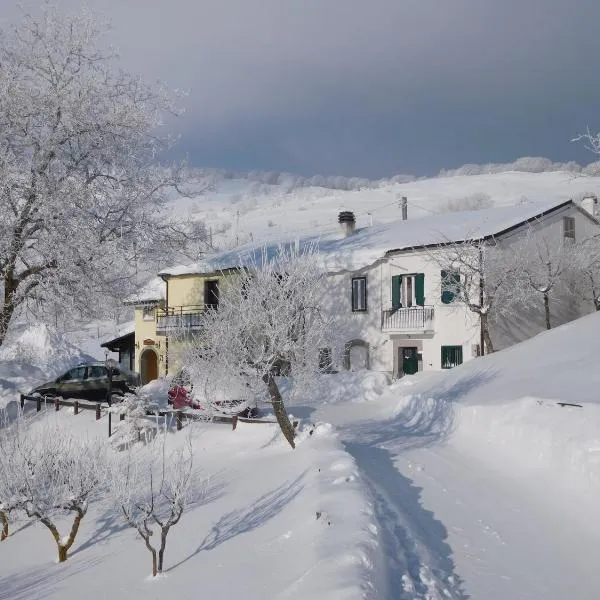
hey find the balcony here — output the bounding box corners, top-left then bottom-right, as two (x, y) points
(381, 306), (435, 333)
(156, 305), (210, 336)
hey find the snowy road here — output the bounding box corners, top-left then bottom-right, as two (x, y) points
(318, 397), (600, 600)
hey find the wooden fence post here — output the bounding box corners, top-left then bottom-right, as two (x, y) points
(95, 404), (101, 420)
(54, 397), (60, 411)
(74, 400), (79, 415)
(232, 415), (238, 431)
(36, 397), (41, 412)
(176, 411), (183, 431)
(20, 394), (24, 409)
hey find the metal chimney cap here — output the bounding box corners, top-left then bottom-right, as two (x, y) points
(338, 211), (356, 223)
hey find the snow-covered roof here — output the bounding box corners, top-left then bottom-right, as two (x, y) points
(123, 277), (165, 305)
(159, 199), (574, 276)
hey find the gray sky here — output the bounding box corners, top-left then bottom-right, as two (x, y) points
(5, 1), (600, 177)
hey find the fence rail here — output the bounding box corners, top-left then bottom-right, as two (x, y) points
(18, 394), (275, 436)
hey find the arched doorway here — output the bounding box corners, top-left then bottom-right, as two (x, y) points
(344, 339), (370, 371)
(140, 349), (158, 385)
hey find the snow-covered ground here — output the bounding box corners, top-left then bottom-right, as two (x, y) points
(3, 312), (600, 598)
(174, 170), (600, 250)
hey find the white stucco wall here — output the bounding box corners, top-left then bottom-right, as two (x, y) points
(322, 204), (599, 377)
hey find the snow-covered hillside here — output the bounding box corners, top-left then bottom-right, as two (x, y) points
(316, 311), (600, 599)
(2, 313), (600, 598)
(175, 171), (600, 251)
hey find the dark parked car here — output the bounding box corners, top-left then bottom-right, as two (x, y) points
(30, 362), (139, 402)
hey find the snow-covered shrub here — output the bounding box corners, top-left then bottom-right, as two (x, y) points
(108, 432), (202, 577)
(110, 391), (158, 448)
(437, 192), (493, 213)
(0, 414), (105, 561)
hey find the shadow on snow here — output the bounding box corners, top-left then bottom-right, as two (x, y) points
(340, 370), (496, 599)
(168, 472), (305, 571)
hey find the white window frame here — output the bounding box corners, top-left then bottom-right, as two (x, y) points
(351, 276), (367, 312)
(563, 216), (575, 241)
(142, 305), (155, 321)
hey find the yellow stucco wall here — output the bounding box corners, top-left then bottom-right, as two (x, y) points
(134, 306), (167, 379)
(166, 274), (216, 307)
(132, 271), (237, 379)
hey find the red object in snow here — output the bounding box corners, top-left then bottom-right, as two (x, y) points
(168, 386), (201, 410)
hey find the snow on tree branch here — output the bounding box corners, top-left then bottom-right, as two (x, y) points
(0, 412), (105, 560)
(0, 6), (210, 345)
(180, 243), (333, 449)
(108, 430), (203, 576)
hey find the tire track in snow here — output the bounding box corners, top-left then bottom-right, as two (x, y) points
(344, 442), (468, 600)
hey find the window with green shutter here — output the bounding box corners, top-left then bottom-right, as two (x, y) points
(441, 270), (460, 304)
(391, 275), (402, 310)
(441, 345), (463, 369)
(415, 273), (425, 306)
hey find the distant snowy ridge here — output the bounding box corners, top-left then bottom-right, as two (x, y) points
(187, 156), (600, 193)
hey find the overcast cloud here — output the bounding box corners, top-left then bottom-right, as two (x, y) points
(3, 1), (600, 177)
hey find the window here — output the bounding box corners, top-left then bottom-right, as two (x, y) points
(87, 365), (107, 379)
(441, 345), (463, 369)
(204, 280), (219, 309)
(318, 348), (333, 373)
(391, 273), (425, 308)
(351, 277), (367, 311)
(563, 216), (575, 241)
(441, 270), (460, 304)
(142, 306), (155, 321)
(63, 366), (87, 381)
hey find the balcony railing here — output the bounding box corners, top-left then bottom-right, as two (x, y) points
(156, 304), (212, 335)
(381, 306), (435, 332)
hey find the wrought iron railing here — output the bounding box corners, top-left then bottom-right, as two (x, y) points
(156, 305), (208, 334)
(381, 306), (435, 332)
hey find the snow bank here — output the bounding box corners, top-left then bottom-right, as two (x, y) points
(385, 311), (600, 498)
(0, 323), (94, 376)
(0, 323), (94, 407)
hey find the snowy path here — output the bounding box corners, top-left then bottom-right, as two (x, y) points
(318, 398), (600, 600)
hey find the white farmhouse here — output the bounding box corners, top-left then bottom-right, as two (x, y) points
(127, 196), (599, 381)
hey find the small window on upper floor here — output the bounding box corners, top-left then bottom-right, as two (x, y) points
(142, 306), (155, 321)
(563, 216), (575, 241)
(351, 276), (367, 312)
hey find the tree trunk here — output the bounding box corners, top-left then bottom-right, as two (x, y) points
(0, 510), (8, 541)
(481, 313), (495, 354)
(263, 372), (296, 449)
(40, 510), (84, 563)
(140, 529), (157, 577)
(0, 275), (17, 348)
(544, 293), (552, 329)
(158, 526), (169, 572)
(60, 509), (84, 560)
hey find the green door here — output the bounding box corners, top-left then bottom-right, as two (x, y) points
(401, 347), (419, 376)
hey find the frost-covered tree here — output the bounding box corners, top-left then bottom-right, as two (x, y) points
(427, 239), (526, 353)
(0, 6), (209, 345)
(513, 230), (580, 330)
(571, 235), (600, 311)
(182, 244), (331, 448)
(108, 433), (198, 577)
(0, 415), (105, 561)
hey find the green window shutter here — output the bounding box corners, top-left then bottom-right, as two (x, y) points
(441, 270), (459, 304)
(415, 273), (425, 306)
(391, 275), (402, 309)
